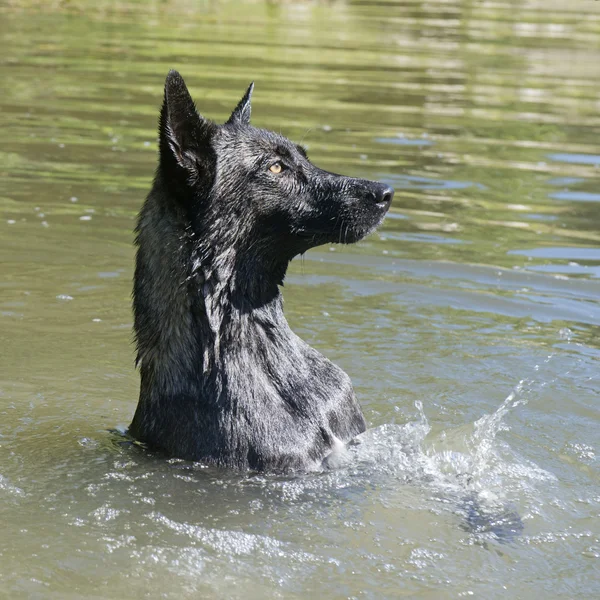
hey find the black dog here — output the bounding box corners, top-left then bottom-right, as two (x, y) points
(130, 71), (393, 471)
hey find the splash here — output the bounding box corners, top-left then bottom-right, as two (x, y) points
(348, 368), (559, 542)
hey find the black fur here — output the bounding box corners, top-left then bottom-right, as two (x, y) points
(130, 70), (394, 471)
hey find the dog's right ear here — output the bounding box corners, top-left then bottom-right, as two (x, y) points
(159, 70), (215, 175)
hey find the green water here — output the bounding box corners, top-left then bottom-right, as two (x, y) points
(1, 1), (599, 598)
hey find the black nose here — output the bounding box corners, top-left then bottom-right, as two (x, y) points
(374, 185), (394, 207)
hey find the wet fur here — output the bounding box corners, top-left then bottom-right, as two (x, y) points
(130, 71), (393, 471)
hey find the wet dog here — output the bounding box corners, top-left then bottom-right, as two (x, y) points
(130, 70), (393, 471)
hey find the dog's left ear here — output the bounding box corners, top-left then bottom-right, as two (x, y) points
(226, 82), (254, 126)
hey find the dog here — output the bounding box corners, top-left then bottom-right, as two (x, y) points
(129, 70), (393, 472)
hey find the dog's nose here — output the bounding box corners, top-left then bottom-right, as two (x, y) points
(374, 185), (394, 207)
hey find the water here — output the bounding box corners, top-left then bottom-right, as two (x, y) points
(1, 0), (599, 597)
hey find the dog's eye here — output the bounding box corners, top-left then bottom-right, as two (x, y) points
(269, 162), (283, 174)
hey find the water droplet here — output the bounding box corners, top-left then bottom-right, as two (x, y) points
(78, 437), (99, 448)
(558, 327), (572, 341)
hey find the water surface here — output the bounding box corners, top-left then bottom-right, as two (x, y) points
(1, 0), (599, 598)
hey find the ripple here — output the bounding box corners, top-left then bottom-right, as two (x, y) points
(381, 174), (485, 191)
(375, 136), (434, 147)
(0, 474), (25, 497)
(386, 232), (466, 245)
(509, 247), (600, 260)
(548, 153), (600, 166)
(549, 191), (600, 203)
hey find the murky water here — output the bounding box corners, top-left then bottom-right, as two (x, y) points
(1, 0), (599, 597)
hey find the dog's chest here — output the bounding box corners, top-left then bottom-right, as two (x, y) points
(221, 323), (358, 432)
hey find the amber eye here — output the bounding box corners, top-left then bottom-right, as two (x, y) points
(269, 162), (283, 174)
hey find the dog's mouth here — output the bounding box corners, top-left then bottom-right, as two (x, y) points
(345, 216), (385, 244)
(298, 215), (386, 246)
(292, 183), (394, 248)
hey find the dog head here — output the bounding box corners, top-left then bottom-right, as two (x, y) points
(158, 70), (393, 259)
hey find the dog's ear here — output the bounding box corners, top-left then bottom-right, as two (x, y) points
(226, 82), (254, 126)
(159, 70), (215, 174)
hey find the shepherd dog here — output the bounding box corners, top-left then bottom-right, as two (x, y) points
(129, 70), (393, 471)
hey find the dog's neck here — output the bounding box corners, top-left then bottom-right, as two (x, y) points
(172, 218), (293, 369)
(191, 242), (287, 310)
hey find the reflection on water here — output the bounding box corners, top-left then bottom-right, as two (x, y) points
(1, 0), (599, 598)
